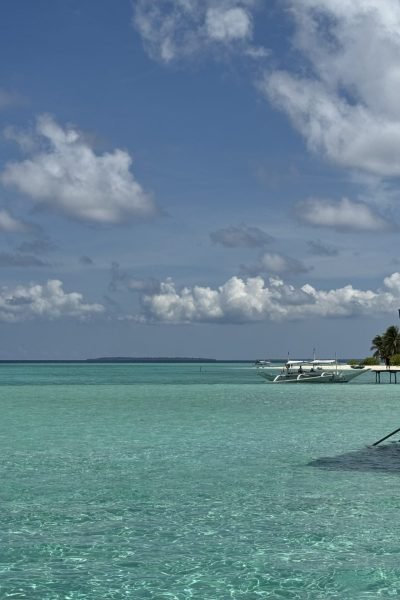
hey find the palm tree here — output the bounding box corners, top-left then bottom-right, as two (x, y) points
(370, 334), (385, 359)
(383, 325), (400, 357)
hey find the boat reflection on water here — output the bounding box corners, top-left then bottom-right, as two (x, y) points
(255, 359), (370, 384)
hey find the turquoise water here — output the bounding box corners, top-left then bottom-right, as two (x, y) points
(2, 363), (400, 598)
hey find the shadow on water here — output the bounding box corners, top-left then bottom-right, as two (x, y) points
(308, 442), (400, 473)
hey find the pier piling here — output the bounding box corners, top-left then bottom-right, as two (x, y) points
(373, 368), (398, 384)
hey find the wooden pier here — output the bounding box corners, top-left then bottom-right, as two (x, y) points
(369, 366), (400, 384)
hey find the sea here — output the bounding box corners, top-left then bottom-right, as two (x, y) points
(2, 362), (400, 599)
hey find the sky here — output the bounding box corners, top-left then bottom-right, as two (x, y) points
(1, 0), (400, 359)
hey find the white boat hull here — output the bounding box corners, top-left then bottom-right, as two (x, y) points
(256, 364), (370, 384)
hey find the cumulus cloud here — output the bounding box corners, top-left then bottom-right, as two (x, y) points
(140, 272), (400, 323)
(0, 280), (104, 322)
(262, 1), (400, 177)
(0, 209), (29, 233)
(133, 0), (264, 63)
(296, 198), (391, 232)
(210, 224), (273, 248)
(1, 115), (156, 224)
(243, 252), (310, 276)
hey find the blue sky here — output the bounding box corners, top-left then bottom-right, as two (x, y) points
(0, 0), (400, 359)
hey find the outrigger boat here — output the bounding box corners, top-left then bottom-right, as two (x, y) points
(256, 359), (370, 384)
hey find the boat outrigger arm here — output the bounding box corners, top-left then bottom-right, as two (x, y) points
(372, 426), (400, 446)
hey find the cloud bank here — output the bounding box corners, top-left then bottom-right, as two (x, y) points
(1, 115), (156, 224)
(0, 280), (104, 322)
(140, 272), (400, 323)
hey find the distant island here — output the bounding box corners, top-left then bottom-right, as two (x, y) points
(85, 357), (218, 363)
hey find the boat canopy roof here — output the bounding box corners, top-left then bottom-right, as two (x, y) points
(286, 359), (336, 366)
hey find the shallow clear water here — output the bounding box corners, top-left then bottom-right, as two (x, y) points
(1, 363), (400, 598)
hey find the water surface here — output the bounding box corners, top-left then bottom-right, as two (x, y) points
(1, 363), (400, 598)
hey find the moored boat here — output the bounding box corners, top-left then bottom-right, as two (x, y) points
(256, 359), (370, 384)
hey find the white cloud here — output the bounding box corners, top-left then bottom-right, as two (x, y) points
(243, 252), (310, 276)
(140, 273), (400, 323)
(383, 272), (400, 294)
(297, 198), (390, 231)
(134, 1), (400, 177)
(205, 7), (252, 42)
(1, 115), (156, 224)
(134, 1), (400, 178)
(0, 279), (104, 322)
(0, 209), (29, 233)
(263, 72), (400, 177)
(258, 253), (309, 275)
(133, 0), (263, 63)
(262, 1), (400, 177)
